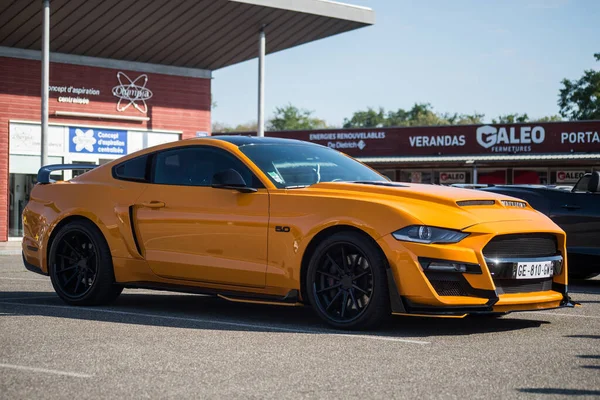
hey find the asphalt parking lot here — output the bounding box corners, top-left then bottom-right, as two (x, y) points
(1, 255), (599, 399)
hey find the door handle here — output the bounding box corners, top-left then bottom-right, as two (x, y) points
(139, 201), (165, 209)
(561, 204), (580, 210)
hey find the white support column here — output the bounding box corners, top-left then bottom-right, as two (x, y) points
(41, 0), (50, 167)
(257, 27), (266, 137)
(473, 164), (478, 184)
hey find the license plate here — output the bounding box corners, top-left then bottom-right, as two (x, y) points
(515, 261), (554, 279)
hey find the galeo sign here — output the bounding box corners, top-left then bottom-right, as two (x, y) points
(112, 72), (153, 114)
(476, 125), (545, 153)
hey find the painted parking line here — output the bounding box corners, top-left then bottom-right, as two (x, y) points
(0, 300), (430, 345)
(532, 311), (600, 320)
(0, 363), (92, 378)
(0, 277), (48, 282)
(0, 295), (57, 301)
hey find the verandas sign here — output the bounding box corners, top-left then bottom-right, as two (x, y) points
(111, 72), (153, 114)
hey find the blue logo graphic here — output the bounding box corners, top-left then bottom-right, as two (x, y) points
(69, 127), (127, 155)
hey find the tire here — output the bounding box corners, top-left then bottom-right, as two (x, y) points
(48, 219), (123, 306)
(306, 231), (390, 330)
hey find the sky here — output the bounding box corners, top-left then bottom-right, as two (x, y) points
(211, 0), (600, 128)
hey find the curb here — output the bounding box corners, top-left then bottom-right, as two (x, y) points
(0, 250), (22, 256)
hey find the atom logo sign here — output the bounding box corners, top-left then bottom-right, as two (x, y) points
(112, 72), (153, 113)
(72, 128), (97, 152)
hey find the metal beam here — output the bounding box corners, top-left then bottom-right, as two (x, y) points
(40, 0), (50, 167)
(257, 26), (266, 137)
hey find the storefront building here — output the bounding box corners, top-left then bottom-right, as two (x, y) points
(0, 0), (375, 241)
(263, 121), (600, 185)
(1, 54), (211, 239)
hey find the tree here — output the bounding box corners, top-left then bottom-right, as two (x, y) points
(559, 53), (600, 120)
(343, 103), (485, 128)
(491, 113), (530, 124)
(342, 107), (386, 128)
(532, 115), (562, 123)
(212, 120), (258, 133)
(267, 104), (327, 131)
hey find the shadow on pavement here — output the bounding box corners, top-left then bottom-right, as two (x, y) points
(570, 278), (600, 295)
(0, 290), (549, 339)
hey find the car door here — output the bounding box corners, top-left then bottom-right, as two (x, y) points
(549, 180), (600, 253)
(133, 145), (269, 288)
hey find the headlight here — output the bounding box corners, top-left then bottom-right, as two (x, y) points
(392, 225), (469, 244)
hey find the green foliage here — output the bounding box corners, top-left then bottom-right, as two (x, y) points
(343, 103), (485, 128)
(532, 115), (562, 123)
(558, 53), (600, 120)
(267, 104), (328, 131)
(212, 121), (257, 133)
(491, 113), (530, 124)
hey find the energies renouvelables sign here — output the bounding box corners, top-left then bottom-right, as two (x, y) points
(272, 121), (600, 157)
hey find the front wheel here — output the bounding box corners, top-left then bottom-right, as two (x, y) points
(306, 231), (390, 330)
(49, 219), (123, 306)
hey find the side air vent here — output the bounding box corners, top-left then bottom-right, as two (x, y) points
(457, 200), (495, 206)
(128, 206), (143, 256)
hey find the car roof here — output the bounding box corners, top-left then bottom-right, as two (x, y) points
(207, 135), (318, 147)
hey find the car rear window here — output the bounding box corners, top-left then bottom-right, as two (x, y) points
(113, 155), (149, 182)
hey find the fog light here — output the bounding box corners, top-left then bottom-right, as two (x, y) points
(418, 258), (482, 274)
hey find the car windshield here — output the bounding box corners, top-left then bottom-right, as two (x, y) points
(239, 143), (388, 188)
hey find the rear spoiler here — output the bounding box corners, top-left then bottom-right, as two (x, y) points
(37, 164), (98, 184)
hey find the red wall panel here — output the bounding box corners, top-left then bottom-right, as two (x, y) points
(0, 56), (211, 241)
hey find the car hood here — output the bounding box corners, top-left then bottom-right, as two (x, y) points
(300, 181), (548, 231)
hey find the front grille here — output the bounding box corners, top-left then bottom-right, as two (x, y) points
(424, 272), (470, 296)
(483, 234), (558, 259)
(494, 278), (553, 294)
(431, 279), (469, 296)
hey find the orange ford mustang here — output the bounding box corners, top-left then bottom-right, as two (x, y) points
(22, 136), (574, 330)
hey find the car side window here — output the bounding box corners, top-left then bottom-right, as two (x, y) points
(152, 146), (263, 188)
(113, 154), (149, 182)
(572, 175), (590, 192)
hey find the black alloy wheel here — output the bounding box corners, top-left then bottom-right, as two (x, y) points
(49, 220), (122, 306)
(307, 231), (390, 330)
(52, 229), (98, 299)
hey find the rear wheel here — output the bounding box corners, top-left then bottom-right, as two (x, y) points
(49, 220), (122, 305)
(306, 231), (390, 330)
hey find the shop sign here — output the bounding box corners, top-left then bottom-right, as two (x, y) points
(410, 172), (422, 183)
(309, 131), (385, 151)
(440, 171), (466, 184)
(69, 127), (127, 155)
(476, 125), (545, 153)
(556, 170), (586, 183)
(112, 72), (153, 114)
(49, 85), (101, 105)
(271, 121), (600, 158)
(9, 123), (64, 156)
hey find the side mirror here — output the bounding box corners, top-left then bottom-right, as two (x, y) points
(211, 169), (257, 193)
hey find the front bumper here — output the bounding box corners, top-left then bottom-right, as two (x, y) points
(378, 228), (573, 317)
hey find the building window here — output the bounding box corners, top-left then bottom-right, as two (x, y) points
(399, 170), (432, 184)
(477, 170), (507, 185)
(514, 169), (548, 185)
